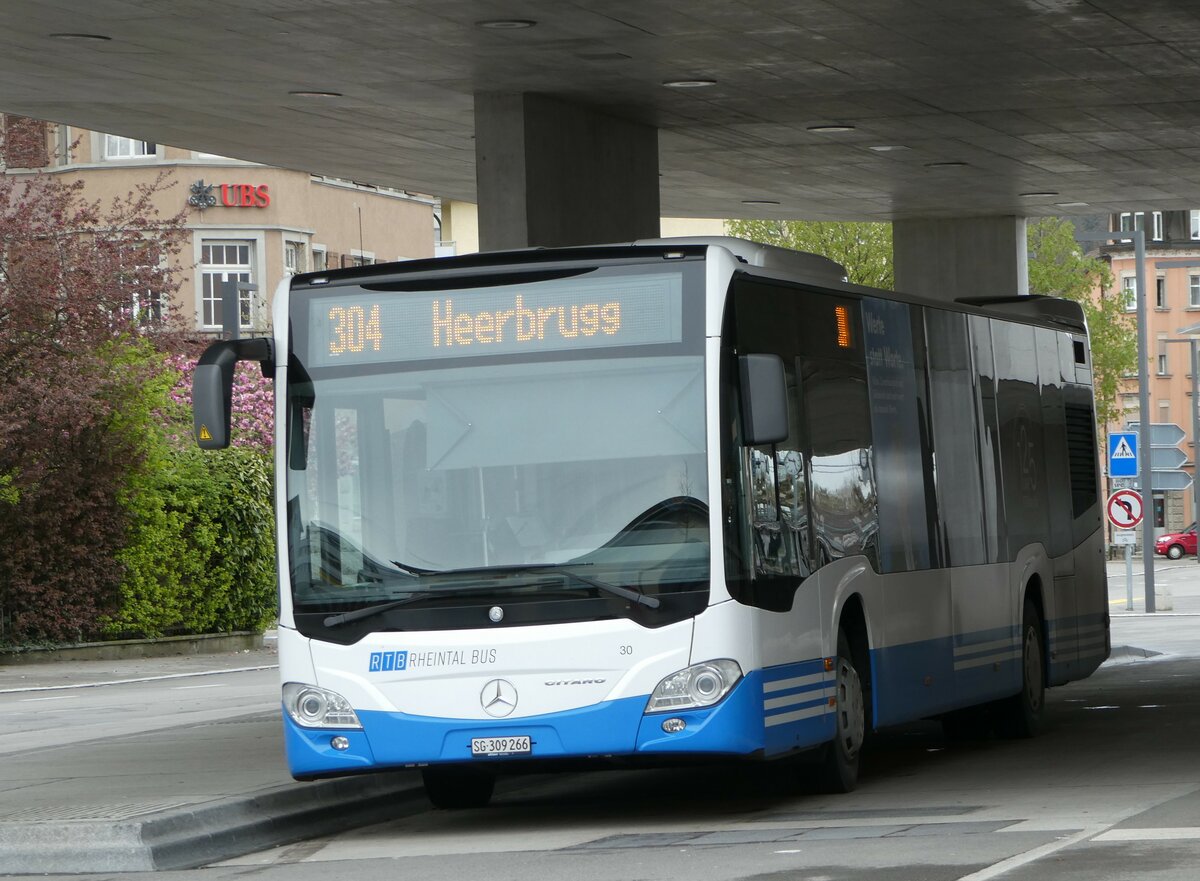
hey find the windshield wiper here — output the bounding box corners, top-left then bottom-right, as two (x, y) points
(321, 564), (659, 627)
(322, 590), (443, 628)
(429, 563), (661, 609)
(560, 568), (660, 609)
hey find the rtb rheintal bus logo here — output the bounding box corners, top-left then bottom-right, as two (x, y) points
(368, 651), (408, 672)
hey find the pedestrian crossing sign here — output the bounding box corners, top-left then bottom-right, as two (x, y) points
(1109, 431), (1138, 477)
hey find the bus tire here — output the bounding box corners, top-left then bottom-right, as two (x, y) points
(816, 630), (866, 793)
(1000, 598), (1046, 739)
(422, 766), (495, 809)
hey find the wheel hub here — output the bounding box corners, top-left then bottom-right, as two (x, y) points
(836, 659), (866, 758)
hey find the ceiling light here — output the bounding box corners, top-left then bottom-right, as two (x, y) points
(807, 124), (856, 133)
(741, 199), (781, 205)
(1055, 201), (1090, 208)
(288, 90), (343, 98)
(476, 19), (536, 29)
(1019, 191), (1059, 197)
(49, 32), (111, 41)
(663, 79), (718, 88)
(925, 161), (968, 168)
(869, 145), (910, 152)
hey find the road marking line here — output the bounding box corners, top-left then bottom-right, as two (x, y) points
(18, 695), (75, 702)
(0, 665), (278, 695)
(954, 827), (1104, 881)
(1094, 828), (1200, 841)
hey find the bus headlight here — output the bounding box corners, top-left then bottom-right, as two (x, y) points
(645, 660), (742, 713)
(283, 682), (363, 729)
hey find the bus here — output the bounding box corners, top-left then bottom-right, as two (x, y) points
(193, 237), (1108, 808)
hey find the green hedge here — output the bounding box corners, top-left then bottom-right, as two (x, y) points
(109, 446), (276, 638)
(104, 351), (276, 640)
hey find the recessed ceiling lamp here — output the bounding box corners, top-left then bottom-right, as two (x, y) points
(742, 199), (781, 205)
(49, 32), (111, 41)
(663, 79), (717, 88)
(925, 161), (968, 168)
(288, 90), (344, 98)
(1056, 201), (1090, 208)
(869, 145), (910, 152)
(807, 124), (856, 133)
(476, 19), (536, 29)
(1019, 190), (1059, 197)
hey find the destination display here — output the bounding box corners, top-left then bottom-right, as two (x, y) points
(307, 271), (684, 366)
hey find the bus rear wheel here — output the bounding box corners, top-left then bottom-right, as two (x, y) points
(816, 631), (866, 793)
(999, 598), (1045, 739)
(422, 766), (495, 809)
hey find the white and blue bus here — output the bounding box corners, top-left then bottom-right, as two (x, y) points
(194, 237), (1108, 807)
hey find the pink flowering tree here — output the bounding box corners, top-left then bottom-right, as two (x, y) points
(163, 352), (273, 451)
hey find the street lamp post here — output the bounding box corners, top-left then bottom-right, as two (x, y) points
(1078, 229), (1155, 610)
(1171, 324), (1200, 558)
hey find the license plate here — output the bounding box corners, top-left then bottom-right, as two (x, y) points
(470, 735), (532, 756)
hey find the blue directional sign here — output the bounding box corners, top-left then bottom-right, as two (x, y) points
(1109, 431), (1138, 478)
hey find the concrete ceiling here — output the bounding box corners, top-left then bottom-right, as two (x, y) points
(3, 0), (1200, 221)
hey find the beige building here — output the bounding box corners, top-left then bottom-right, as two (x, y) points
(1103, 209), (1200, 533)
(1, 115), (437, 334)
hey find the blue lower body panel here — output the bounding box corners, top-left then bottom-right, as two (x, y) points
(284, 667), (838, 778)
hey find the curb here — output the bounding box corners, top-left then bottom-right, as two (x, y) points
(0, 771), (426, 873)
(0, 632), (265, 665)
(1105, 644), (1165, 663)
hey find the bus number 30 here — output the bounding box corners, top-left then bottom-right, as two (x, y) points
(329, 305), (384, 356)
(619, 645), (633, 655)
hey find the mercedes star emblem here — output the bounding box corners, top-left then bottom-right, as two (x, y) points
(489, 606), (504, 623)
(480, 678), (518, 717)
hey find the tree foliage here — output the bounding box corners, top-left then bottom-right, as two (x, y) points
(0, 169), (187, 643)
(725, 218), (894, 289)
(1026, 217), (1134, 429)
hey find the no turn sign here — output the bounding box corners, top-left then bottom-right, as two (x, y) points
(1107, 489), (1144, 529)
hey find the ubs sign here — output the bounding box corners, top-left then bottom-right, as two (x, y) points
(188, 179), (271, 209)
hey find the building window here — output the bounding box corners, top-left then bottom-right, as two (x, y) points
(132, 290), (164, 326)
(1157, 276), (1166, 308)
(1119, 211), (1145, 233)
(103, 134), (156, 159)
(1191, 210), (1200, 240)
(1123, 276), (1137, 311)
(284, 240), (306, 276)
(1159, 353), (1169, 375)
(1190, 275), (1200, 307)
(312, 246), (327, 272)
(1153, 211), (1164, 241)
(201, 241), (253, 329)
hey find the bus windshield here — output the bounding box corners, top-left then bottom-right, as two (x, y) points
(285, 261), (710, 627)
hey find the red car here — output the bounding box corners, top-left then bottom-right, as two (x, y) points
(1155, 527), (1197, 560)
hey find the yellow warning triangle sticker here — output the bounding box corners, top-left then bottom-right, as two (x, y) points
(199, 425), (213, 441)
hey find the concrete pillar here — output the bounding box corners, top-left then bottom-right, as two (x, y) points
(893, 216), (1029, 303)
(474, 93), (660, 251)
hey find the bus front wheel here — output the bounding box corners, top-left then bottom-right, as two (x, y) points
(816, 631), (866, 793)
(422, 766), (495, 809)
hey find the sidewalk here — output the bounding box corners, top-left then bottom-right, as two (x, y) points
(0, 643), (425, 874)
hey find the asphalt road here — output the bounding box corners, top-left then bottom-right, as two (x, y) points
(6, 558), (1200, 881)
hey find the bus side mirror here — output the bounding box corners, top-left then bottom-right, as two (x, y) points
(739, 353), (788, 446)
(193, 337), (275, 449)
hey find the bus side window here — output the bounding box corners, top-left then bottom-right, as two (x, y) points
(749, 359), (812, 581)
